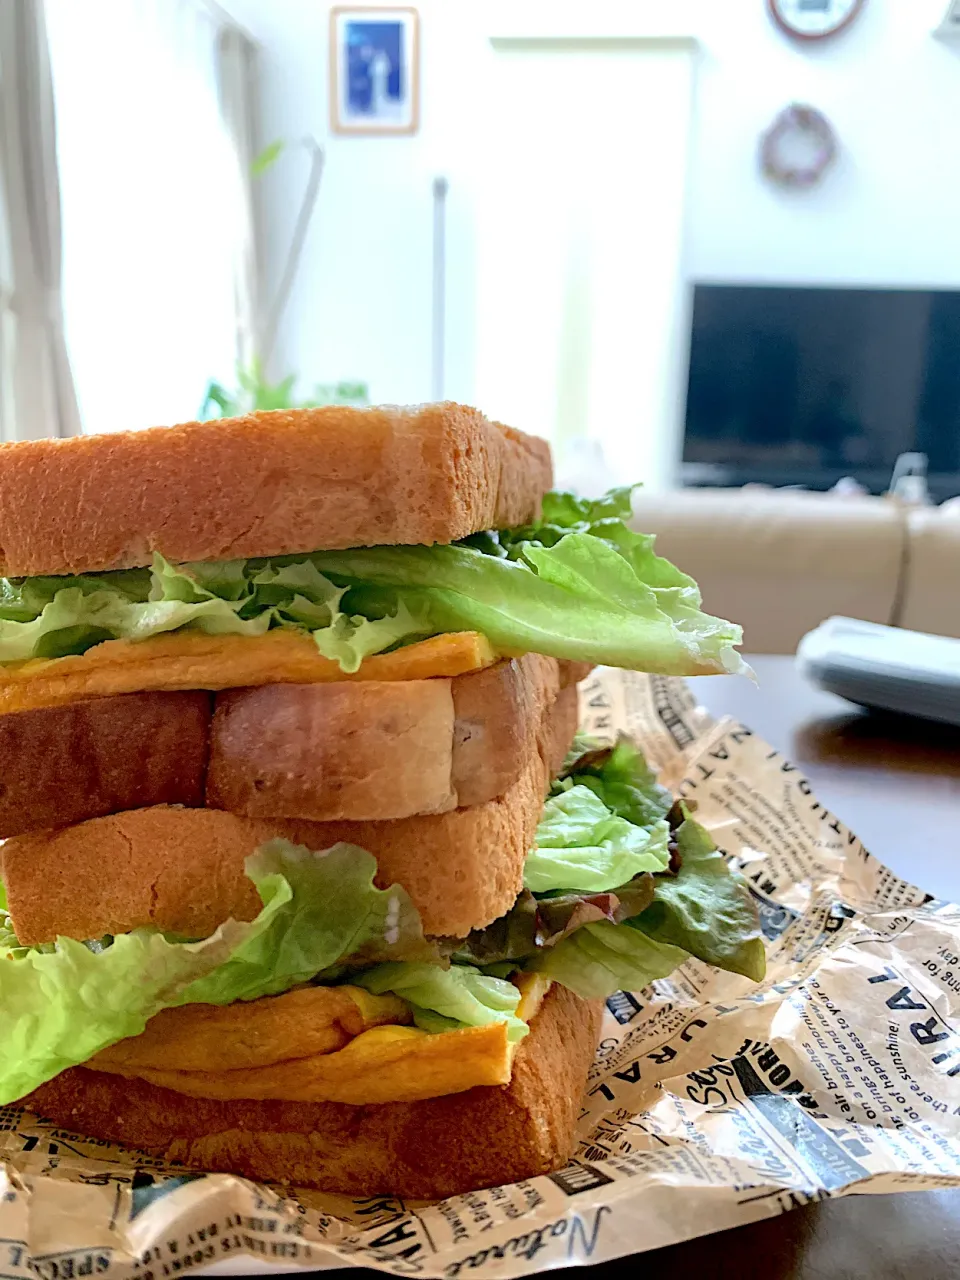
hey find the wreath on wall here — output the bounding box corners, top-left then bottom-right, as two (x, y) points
(760, 104), (838, 189)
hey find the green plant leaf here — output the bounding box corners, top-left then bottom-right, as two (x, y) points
(200, 381), (238, 420)
(251, 139), (285, 177)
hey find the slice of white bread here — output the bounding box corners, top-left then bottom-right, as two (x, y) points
(206, 653), (571, 821)
(26, 984), (602, 1199)
(0, 691), (210, 837)
(0, 404), (551, 576)
(2, 684), (579, 942)
(0, 656), (587, 837)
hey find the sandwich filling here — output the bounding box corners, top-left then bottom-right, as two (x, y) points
(0, 740), (764, 1107)
(0, 630), (497, 714)
(0, 490), (745, 691)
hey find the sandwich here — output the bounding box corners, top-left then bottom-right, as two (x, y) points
(0, 402), (763, 1199)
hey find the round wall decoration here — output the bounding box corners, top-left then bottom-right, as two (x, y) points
(760, 104), (838, 189)
(768, 0), (866, 41)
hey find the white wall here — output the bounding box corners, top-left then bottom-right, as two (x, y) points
(232, 0), (960, 428)
(688, 0), (960, 287)
(470, 38), (696, 488)
(228, 0), (461, 406)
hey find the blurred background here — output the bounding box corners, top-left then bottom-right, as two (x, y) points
(3, 0), (960, 649)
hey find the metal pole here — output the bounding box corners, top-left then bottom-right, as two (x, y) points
(431, 176), (448, 402)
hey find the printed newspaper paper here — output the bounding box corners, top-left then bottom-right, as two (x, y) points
(3, 667), (960, 1279)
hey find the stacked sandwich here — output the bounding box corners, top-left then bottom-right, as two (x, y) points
(0, 404), (763, 1198)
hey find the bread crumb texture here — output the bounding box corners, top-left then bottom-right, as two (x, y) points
(0, 404), (552, 575)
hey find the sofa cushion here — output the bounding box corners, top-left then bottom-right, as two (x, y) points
(899, 504), (960, 639)
(631, 489), (906, 655)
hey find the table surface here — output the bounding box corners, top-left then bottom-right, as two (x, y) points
(632, 656), (960, 1279)
(690, 655), (960, 904)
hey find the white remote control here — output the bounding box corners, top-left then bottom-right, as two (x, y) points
(796, 616), (960, 727)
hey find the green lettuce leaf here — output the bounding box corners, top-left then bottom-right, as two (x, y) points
(0, 554), (434, 671)
(310, 535), (744, 676)
(0, 489), (743, 675)
(453, 877), (657, 967)
(560, 738), (673, 828)
(355, 962), (528, 1042)
(312, 598), (432, 673)
(529, 815), (765, 997)
(456, 740), (763, 999)
(0, 569), (151, 620)
(148, 555), (336, 637)
(457, 487), (743, 673)
(0, 841), (430, 1103)
(524, 787), (670, 893)
(0, 911), (257, 1103)
(181, 841), (432, 1005)
(508, 488), (644, 547)
(152, 556), (251, 604)
(631, 818), (766, 981)
(532, 920), (690, 999)
(0, 587), (136, 662)
(0, 574), (272, 663)
(126, 597), (276, 641)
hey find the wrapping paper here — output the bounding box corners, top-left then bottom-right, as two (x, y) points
(3, 667), (959, 1279)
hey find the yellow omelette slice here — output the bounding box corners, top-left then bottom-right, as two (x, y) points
(0, 629), (497, 714)
(90, 986), (414, 1073)
(88, 976), (550, 1106)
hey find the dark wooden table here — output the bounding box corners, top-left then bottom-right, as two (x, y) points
(334, 657), (960, 1280)
(690, 655), (960, 904)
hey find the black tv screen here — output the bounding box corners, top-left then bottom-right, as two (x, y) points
(683, 284), (960, 499)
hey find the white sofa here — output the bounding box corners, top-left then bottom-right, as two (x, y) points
(630, 489), (959, 654)
(899, 504), (960, 639)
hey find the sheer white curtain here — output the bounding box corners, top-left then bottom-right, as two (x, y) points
(45, 0), (256, 435)
(0, 0), (81, 441)
(216, 24), (260, 376)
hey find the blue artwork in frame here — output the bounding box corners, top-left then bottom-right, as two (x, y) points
(331, 8), (419, 135)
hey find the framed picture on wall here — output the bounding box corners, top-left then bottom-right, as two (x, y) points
(329, 7), (420, 136)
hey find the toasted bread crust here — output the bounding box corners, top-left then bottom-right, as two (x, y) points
(450, 654), (558, 808)
(208, 677), (459, 821)
(2, 683), (580, 943)
(207, 654), (563, 822)
(0, 657), (584, 835)
(0, 404), (551, 576)
(2, 807), (266, 945)
(26, 985), (602, 1198)
(0, 691), (210, 837)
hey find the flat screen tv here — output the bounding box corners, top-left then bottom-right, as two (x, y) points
(683, 284), (960, 499)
